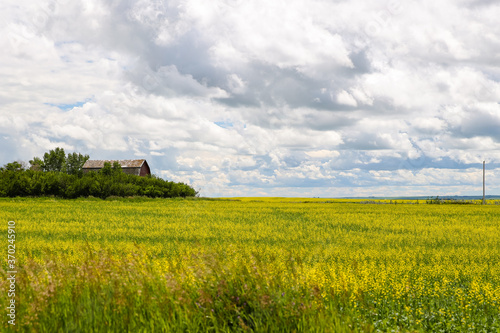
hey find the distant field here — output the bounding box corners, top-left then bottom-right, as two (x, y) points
(1, 197), (499, 332)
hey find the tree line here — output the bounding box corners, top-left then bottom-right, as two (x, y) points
(0, 148), (197, 199)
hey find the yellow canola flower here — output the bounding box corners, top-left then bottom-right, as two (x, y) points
(1, 197), (499, 328)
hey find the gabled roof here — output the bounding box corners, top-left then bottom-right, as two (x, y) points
(83, 159), (147, 169)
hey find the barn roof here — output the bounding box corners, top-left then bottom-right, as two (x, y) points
(83, 159), (147, 169)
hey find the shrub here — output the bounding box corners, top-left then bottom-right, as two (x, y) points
(0, 167), (197, 199)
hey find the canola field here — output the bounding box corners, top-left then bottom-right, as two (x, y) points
(1, 197), (500, 332)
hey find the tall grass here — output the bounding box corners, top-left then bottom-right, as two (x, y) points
(6, 248), (359, 332)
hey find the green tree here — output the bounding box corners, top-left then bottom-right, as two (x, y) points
(29, 157), (44, 171)
(112, 161), (123, 175)
(100, 162), (112, 176)
(2, 161), (25, 172)
(1, 153), (197, 198)
(66, 152), (89, 176)
(43, 148), (66, 172)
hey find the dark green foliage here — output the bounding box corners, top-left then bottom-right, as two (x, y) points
(66, 151), (89, 175)
(1, 161), (25, 171)
(0, 164), (197, 199)
(112, 161), (122, 173)
(30, 147), (89, 175)
(29, 156), (44, 171)
(2, 147), (196, 198)
(100, 161), (113, 176)
(42, 147), (67, 172)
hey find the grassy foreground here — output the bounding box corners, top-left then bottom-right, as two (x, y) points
(1, 197), (500, 332)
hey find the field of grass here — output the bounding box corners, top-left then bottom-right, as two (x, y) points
(1, 197), (500, 332)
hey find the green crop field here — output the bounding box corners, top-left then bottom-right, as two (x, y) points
(1, 197), (500, 332)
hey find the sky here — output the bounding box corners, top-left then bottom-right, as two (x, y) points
(1, 0), (500, 197)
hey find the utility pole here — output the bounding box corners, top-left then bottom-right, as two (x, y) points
(483, 161), (486, 205)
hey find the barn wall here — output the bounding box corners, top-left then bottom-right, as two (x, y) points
(140, 163), (151, 177)
(83, 168), (100, 174)
(82, 160), (150, 177)
(83, 167), (141, 175)
(122, 168), (141, 176)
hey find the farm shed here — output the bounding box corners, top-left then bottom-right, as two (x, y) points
(82, 159), (151, 177)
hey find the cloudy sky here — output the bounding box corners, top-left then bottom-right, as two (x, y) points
(1, 0), (500, 197)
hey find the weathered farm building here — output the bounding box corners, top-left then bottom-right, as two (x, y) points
(82, 159), (151, 177)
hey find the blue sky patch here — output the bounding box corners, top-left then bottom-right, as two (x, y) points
(214, 121), (234, 129)
(45, 101), (87, 111)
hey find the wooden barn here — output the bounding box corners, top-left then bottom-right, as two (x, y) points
(82, 159), (151, 177)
